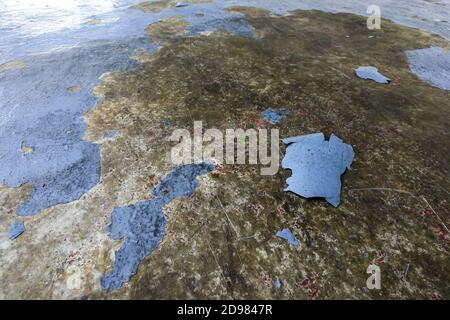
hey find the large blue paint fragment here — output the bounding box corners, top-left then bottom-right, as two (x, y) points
(355, 66), (391, 84)
(276, 228), (299, 246)
(261, 108), (290, 125)
(101, 162), (215, 290)
(405, 47), (450, 91)
(282, 133), (354, 207)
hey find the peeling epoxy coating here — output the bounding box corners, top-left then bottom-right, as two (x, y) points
(101, 162), (215, 289)
(8, 221), (25, 240)
(261, 109), (290, 125)
(282, 133), (355, 207)
(0, 0), (450, 299)
(406, 47), (450, 91)
(276, 228), (300, 246)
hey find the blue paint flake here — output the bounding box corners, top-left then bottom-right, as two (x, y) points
(0, 38), (151, 216)
(282, 133), (355, 207)
(276, 228), (299, 246)
(261, 108), (290, 124)
(101, 162), (215, 290)
(8, 221), (25, 240)
(355, 66), (391, 84)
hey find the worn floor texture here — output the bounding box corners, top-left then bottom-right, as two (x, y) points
(0, 2), (449, 299)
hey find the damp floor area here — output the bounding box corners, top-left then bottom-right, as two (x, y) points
(0, 0), (449, 299)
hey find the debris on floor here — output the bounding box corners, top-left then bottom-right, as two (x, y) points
(8, 221), (25, 240)
(282, 133), (355, 207)
(101, 162), (215, 290)
(355, 66), (391, 84)
(0, 60), (29, 73)
(274, 278), (282, 289)
(276, 228), (300, 246)
(405, 47), (450, 91)
(261, 108), (290, 124)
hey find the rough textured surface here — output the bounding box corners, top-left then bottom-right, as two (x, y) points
(355, 66), (391, 84)
(282, 133), (355, 207)
(1, 1), (450, 300)
(406, 47), (450, 91)
(101, 162), (215, 289)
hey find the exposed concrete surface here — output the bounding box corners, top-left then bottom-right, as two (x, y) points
(0, 0), (449, 299)
(261, 109), (290, 125)
(101, 162), (215, 289)
(282, 133), (355, 207)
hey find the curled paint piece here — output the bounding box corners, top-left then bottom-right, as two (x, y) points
(261, 108), (290, 124)
(355, 66), (391, 84)
(282, 133), (354, 207)
(276, 228), (300, 246)
(8, 221), (25, 240)
(274, 278), (282, 289)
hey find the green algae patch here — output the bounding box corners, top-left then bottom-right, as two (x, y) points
(145, 16), (191, 44)
(67, 85), (82, 92)
(83, 9), (450, 299)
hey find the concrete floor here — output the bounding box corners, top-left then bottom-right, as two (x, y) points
(0, 0), (449, 299)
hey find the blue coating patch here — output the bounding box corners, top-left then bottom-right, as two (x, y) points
(101, 162), (215, 290)
(355, 66), (391, 84)
(282, 133), (354, 207)
(261, 108), (290, 125)
(405, 47), (450, 91)
(276, 228), (299, 246)
(274, 278), (281, 289)
(8, 221), (25, 240)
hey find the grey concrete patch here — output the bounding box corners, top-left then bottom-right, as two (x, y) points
(282, 133), (355, 207)
(101, 162), (215, 290)
(406, 47), (450, 91)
